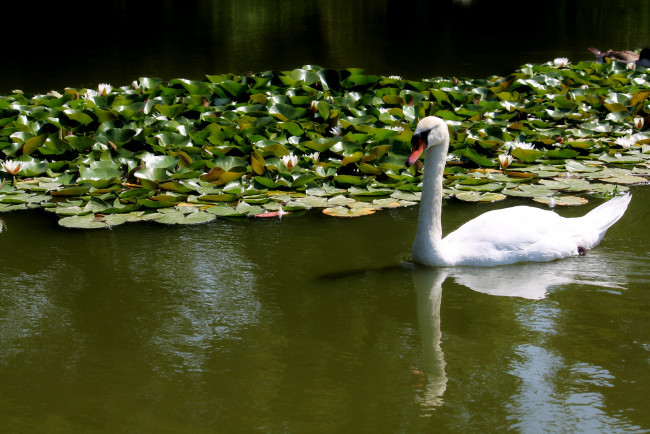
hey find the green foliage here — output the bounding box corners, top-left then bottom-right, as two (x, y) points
(1, 61), (649, 228)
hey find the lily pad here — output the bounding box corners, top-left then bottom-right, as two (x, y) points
(455, 191), (507, 202)
(59, 214), (109, 229)
(155, 209), (217, 225)
(533, 196), (589, 206)
(322, 205), (376, 217)
(598, 175), (647, 184)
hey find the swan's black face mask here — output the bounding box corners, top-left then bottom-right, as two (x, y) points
(407, 130), (429, 166)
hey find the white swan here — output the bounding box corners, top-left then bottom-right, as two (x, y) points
(407, 116), (632, 267)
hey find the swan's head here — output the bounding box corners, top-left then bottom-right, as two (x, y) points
(406, 116), (449, 166)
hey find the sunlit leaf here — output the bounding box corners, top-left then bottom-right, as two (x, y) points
(322, 205), (376, 217)
(533, 196), (589, 206)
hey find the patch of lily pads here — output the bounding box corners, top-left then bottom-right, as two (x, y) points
(0, 59), (649, 228)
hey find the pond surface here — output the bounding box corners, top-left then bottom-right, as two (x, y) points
(3, 0), (650, 93)
(1, 187), (649, 432)
(2, 0), (650, 431)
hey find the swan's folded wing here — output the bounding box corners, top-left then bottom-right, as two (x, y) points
(440, 206), (578, 266)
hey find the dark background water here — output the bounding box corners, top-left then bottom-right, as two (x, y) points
(3, 0), (650, 93)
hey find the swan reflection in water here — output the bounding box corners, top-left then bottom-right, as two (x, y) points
(410, 257), (627, 410)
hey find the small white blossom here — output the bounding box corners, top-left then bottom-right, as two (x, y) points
(329, 126), (343, 136)
(498, 154), (513, 170)
(281, 154), (298, 170)
(83, 89), (99, 99)
(553, 57), (570, 67)
(388, 125), (404, 132)
(97, 83), (113, 96)
(308, 152), (320, 162)
(615, 136), (635, 149)
(503, 140), (534, 151)
(388, 75), (402, 80)
(1, 160), (22, 175)
(515, 142), (536, 150)
(378, 108), (390, 114)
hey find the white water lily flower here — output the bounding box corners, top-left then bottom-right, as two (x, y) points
(553, 57), (570, 67)
(388, 125), (404, 132)
(388, 75), (402, 80)
(498, 154), (513, 170)
(615, 136), (635, 148)
(634, 117), (644, 129)
(503, 140), (534, 150)
(281, 154), (298, 170)
(308, 152), (320, 162)
(97, 83), (113, 96)
(1, 160), (21, 175)
(513, 142), (536, 150)
(329, 126), (343, 136)
(83, 89), (99, 99)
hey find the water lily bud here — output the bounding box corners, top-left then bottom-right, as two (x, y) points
(281, 154), (298, 170)
(634, 117), (644, 129)
(98, 83), (113, 96)
(498, 154), (513, 170)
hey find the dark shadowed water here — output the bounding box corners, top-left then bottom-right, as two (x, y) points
(1, 1), (650, 432)
(3, 0), (650, 93)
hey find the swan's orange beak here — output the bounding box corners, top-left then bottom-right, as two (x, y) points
(407, 137), (426, 167)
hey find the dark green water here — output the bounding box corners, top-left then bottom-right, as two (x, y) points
(2, 0), (650, 431)
(3, 0), (650, 93)
(1, 187), (648, 432)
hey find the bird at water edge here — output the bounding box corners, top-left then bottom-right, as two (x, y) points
(406, 116), (631, 267)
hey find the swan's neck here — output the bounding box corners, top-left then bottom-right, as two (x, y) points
(413, 144), (447, 265)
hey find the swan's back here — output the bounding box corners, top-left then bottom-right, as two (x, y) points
(438, 194), (631, 266)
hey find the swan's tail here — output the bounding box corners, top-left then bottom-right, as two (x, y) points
(581, 193), (631, 244)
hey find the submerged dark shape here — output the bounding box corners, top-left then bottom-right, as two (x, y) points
(588, 47), (650, 68)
